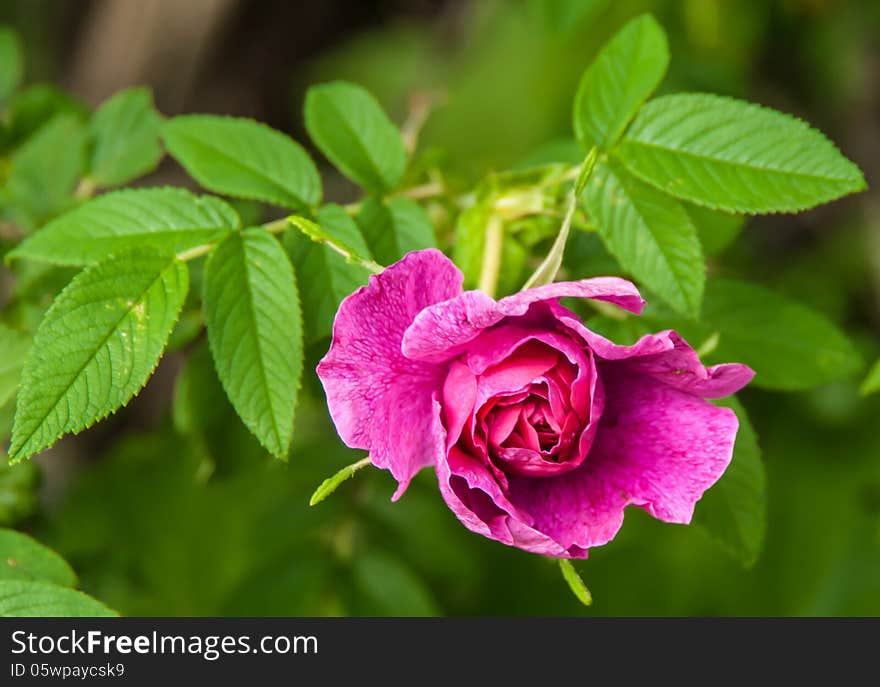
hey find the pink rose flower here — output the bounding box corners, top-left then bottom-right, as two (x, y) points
(317, 249), (754, 558)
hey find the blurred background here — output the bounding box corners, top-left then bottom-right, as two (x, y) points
(1, 0), (879, 615)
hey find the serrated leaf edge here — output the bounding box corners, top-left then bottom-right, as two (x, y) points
(8, 251), (188, 462)
(618, 93), (867, 214)
(305, 81), (405, 193)
(163, 116), (320, 210)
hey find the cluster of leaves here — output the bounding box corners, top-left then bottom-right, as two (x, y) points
(2, 61), (438, 465)
(0, 528), (115, 616)
(0, 10), (873, 614)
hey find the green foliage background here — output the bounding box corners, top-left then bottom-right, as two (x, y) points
(0, 0), (878, 615)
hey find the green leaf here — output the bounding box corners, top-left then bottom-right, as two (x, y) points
(356, 196), (436, 265)
(172, 342), (264, 474)
(695, 397), (766, 567)
(524, 149), (598, 290)
(0, 324), (30, 407)
(162, 115), (321, 210)
(2, 84), (88, 149)
(284, 204), (372, 341)
(353, 552), (439, 616)
(684, 203), (745, 257)
(171, 343), (216, 439)
(584, 159), (704, 316)
(617, 94), (867, 213)
(585, 313), (655, 346)
(0, 529), (76, 586)
(860, 357), (880, 396)
(309, 457), (372, 506)
(89, 87), (163, 187)
(657, 278), (862, 390)
(170, 346), (215, 449)
(304, 81), (406, 193)
(558, 559), (592, 607)
(165, 310), (203, 354)
(8, 248), (189, 462)
(0, 26), (24, 105)
(516, 138), (584, 169)
(3, 114), (87, 227)
(0, 456), (39, 526)
(573, 14), (668, 150)
(533, 0), (607, 34)
(203, 229), (303, 458)
(452, 202), (491, 289)
(499, 232), (528, 294)
(0, 581), (117, 617)
(455, 202), (530, 294)
(0, 402), (11, 441)
(10, 187), (240, 266)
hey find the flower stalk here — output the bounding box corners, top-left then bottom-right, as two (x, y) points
(477, 213), (504, 298)
(522, 147), (598, 290)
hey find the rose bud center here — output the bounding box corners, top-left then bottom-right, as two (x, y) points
(452, 332), (602, 479)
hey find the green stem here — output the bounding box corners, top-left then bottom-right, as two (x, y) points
(175, 243), (215, 262)
(341, 179), (448, 216)
(285, 215), (384, 274)
(175, 214), (299, 263)
(325, 242), (384, 275)
(401, 92), (437, 156)
(74, 177), (97, 201)
(477, 213), (504, 298)
(521, 147), (598, 291)
(262, 217), (290, 234)
(400, 180), (445, 201)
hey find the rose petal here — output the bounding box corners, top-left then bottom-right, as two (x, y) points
(619, 332), (755, 398)
(316, 249), (462, 498)
(505, 463), (630, 552)
(438, 352), (738, 557)
(474, 341), (559, 407)
(487, 404), (520, 446)
(550, 303), (754, 396)
(430, 397), (577, 557)
(463, 322), (586, 375)
(588, 366), (740, 523)
(465, 324), (596, 424)
(505, 366), (740, 550)
(402, 277), (645, 363)
(549, 302), (676, 361)
(436, 439), (576, 558)
(442, 360), (477, 448)
(515, 411), (542, 452)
